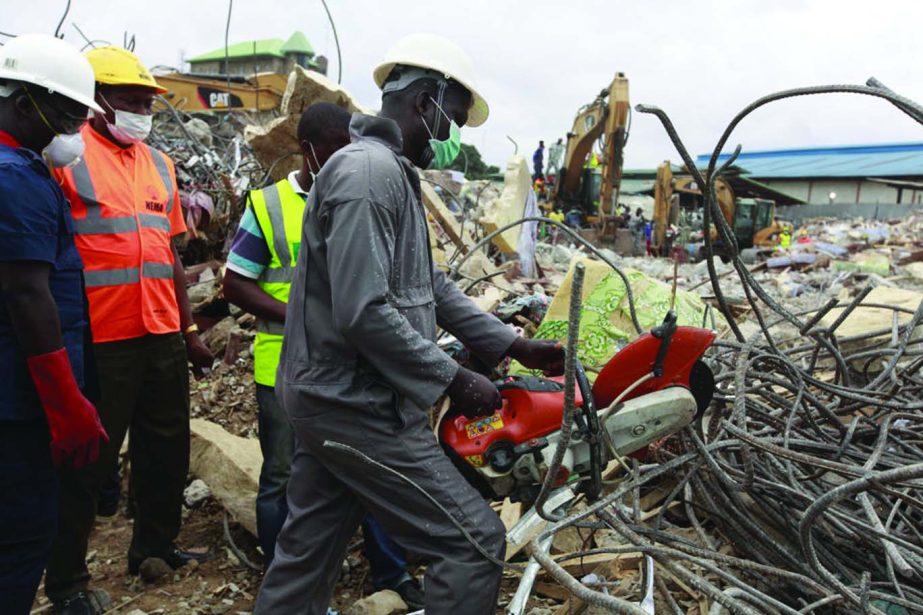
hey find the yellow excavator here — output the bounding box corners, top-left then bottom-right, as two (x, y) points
(651, 161), (782, 257)
(550, 72), (630, 229)
(153, 71), (288, 113)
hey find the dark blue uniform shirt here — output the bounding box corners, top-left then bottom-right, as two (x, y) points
(0, 141), (86, 420)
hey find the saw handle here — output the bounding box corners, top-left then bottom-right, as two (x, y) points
(650, 310), (678, 378)
(575, 359), (603, 501)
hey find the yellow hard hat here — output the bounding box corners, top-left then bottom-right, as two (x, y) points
(84, 46), (167, 93)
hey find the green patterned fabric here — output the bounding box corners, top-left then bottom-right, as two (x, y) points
(511, 265), (724, 381)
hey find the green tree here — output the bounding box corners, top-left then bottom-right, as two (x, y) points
(448, 143), (500, 179)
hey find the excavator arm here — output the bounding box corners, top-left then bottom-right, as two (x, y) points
(555, 99), (606, 198)
(553, 72), (630, 213)
(598, 74), (630, 218)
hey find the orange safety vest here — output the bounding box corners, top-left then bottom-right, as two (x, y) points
(55, 125), (187, 343)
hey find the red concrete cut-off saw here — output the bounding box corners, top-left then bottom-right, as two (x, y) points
(439, 312), (716, 504)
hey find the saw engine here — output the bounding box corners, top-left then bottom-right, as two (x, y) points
(439, 313), (716, 503)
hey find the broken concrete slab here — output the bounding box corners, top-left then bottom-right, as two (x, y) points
(479, 155), (531, 254)
(906, 262), (923, 280)
(243, 114), (300, 183)
(819, 286), (923, 371)
(346, 590), (408, 615)
(189, 419), (261, 535)
(280, 65), (367, 116)
(246, 67), (370, 182)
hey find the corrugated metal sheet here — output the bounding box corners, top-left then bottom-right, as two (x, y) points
(695, 142), (923, 179)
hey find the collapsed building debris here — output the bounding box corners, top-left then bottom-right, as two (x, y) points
(245, 66), (369, 183)
(149, 102), (265, 263)
(189, 419), (262, 536)
(484, 78), (923, 614)
(89, 67), (923, 614)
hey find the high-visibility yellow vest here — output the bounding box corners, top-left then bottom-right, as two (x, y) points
(780, 229), (792, 249)
(249, 179), (306, 386)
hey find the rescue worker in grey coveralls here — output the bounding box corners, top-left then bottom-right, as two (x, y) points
(254, 34), (565, 615)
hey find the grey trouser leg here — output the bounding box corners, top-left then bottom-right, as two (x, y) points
(254, 401), (506, 615)
(255, 384), (295, 568)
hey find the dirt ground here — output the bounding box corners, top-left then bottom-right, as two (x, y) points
(29, 360), (565, 614)
(31, 494), (563, 614)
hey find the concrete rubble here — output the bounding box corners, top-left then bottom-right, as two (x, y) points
(479, 155), (532, 254)
(83, 64), (923, 614)
(345, 590), (408, 615)
(188, 418), (261, 535)
(177, 193), (923, 612)
(169, 195), (923, 615)
(245, 66), (369, 182)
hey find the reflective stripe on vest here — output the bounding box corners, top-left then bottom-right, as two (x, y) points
(70, 144), (176, 290)
(249, 180), (306, 386)
(71, 145), (175, 235)
(83, 262), (174, 288)
(263, 186), (295, 283)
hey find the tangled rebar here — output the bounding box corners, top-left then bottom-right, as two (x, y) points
(516, 79), (923, 614)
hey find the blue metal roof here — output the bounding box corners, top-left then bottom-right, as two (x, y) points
(695, 142), (923, 179)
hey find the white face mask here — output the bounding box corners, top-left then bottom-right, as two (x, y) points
(99, 93), (153, 144)
(107, 109), (152, 145)
(42, 132), (85, 168)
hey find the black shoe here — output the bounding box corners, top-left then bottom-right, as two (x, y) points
(53, 589), (111, 615)
(393, 578), (425, 611)
(129, 546), (211, 575)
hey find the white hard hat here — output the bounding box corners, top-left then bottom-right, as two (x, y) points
(0, 33), (103, 113)
(373, 34), (489, 127)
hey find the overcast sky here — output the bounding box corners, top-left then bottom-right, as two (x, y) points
(8, 0), (923, 169)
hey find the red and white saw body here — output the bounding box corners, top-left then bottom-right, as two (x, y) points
(439, 324), (716, 502)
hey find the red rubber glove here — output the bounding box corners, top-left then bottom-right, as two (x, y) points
(27, 348), (109, 468)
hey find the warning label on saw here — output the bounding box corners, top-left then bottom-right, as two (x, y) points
(466, 455), (485, 468)
(465, 412), (504, 439)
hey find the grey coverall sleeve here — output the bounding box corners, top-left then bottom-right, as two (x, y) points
(324, 198), (459, 409)
(432, 268), (518, 366)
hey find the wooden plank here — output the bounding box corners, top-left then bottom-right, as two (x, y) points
(506, 519), (547, 562)
(555, 551), (642, 577)
(500, 499), (523, 532)
(421, 181), (471, 254)
(533, 582), (572, 602)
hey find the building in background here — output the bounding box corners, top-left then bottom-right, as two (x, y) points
(154, 31), (328, 113)
(697, 142), (923, 205)
(186, 31), (327, 77)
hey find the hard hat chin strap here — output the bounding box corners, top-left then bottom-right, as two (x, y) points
(430, 80), (448, 137)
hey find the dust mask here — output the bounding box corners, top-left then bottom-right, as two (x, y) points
(26, 89), (85, 168)
(420, 98), (461, 170)
(101, 94), (152, 144)
(43, 133), (86, 168)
